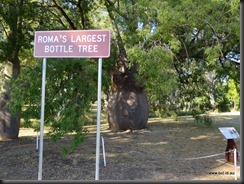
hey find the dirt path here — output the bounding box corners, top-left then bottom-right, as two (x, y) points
(0, 112), (241, 181)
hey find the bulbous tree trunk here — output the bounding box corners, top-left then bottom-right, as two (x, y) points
(105, 1), (149, 130)
(107, 61), (149, 131)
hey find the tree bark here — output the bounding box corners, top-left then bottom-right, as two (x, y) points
(107, 88), (149, 131)
(107, 61), (149, 131)
(0, 61), (20, 140)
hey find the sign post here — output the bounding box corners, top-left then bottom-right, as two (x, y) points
(95, 57), (102, 180)
(38, 57), (46, 180)
(34, 30), (110, 180)
(218, 127), (240, 163)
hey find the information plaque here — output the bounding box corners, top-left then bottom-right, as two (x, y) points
(218, 127), (240, 139)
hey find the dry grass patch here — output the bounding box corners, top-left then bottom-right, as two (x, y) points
(0, 112), (241, 181)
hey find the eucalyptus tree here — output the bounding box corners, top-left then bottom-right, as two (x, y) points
(144, 0), (240, 113)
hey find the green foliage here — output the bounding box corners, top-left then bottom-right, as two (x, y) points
(225, 79), (240, 110)
(0, 0), (41, 63)
(216, 98), (231, 112)
(9, 58), (98, 145)
(194, 115), (214, 126)
(127, 44), (178, 116)
(155, 0), (240, 114)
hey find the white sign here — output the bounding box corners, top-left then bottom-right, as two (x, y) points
(34, 30), (110, 58)
(219, 127), (240, 139)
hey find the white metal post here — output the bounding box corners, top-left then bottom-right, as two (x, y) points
(95, 58), (102, 180)
(36, 131), (39, 150)
(38, 58), (47, 180)
(102, 136), (106, 166)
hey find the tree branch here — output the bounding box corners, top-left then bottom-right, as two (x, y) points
(77, 0), (86, 29)
(105, 0), (127, 59)
(52, 0), (76, 30)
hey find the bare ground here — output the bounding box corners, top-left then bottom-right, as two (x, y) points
(0, 112), (241, 181)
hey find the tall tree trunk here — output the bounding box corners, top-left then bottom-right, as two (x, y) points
(0, 59), (20, 140)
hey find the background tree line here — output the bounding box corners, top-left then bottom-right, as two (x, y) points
(0, 0), (240, 149)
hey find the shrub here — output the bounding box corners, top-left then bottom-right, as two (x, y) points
(194, 115), (214, 126)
